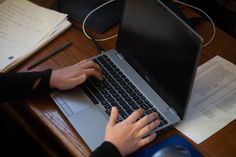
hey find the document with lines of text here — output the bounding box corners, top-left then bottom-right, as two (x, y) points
(175, 55), (236, 144)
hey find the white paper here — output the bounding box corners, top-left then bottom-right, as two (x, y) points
(4, 19), (71, 72)
(0, 0), (70, 72)
(175, 55), (236, 144)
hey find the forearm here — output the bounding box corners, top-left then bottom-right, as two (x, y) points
(89, 141), (122, 157)
(0, 69), (52, 102)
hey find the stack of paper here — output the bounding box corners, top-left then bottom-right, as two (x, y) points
(0, 0), (71, 72)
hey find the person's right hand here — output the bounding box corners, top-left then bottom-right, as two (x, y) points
(50, 59), (103, 90)
(104, 107), (160, 157)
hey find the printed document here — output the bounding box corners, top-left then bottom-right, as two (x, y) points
(0, 0), (71, 72)
(175, 55), (236, 144)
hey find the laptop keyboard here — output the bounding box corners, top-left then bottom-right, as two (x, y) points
(82, 54), (168, 127)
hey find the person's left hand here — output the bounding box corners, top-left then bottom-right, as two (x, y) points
(50, 59), (103, 90)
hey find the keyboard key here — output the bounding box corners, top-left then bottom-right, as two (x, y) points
(83, 54), (168, 126)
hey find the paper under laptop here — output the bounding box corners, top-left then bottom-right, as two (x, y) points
(50, 0), (203, 150)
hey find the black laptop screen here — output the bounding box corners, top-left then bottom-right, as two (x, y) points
(117, 0), (202, 118)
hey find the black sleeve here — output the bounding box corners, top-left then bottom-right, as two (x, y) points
(89, 141), (122, 157)
(0, 69), (52, 103)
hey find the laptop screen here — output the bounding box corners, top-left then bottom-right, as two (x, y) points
(117, 0), (202, 118)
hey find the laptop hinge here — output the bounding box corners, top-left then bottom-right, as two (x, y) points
(116, 53), (125, 60)
(167, 107), (177, 115)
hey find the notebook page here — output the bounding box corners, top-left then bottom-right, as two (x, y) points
(3, 19), (71, 72)
(0, 0), (68, 71)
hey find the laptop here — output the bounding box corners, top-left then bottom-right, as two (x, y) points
(50, 0), (203, 150)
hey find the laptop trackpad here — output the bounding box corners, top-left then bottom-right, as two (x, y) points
(69, 106), (107, 151)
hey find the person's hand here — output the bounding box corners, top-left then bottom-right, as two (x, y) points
(50, 59), (103, 90)
(105, 107), (160, 157)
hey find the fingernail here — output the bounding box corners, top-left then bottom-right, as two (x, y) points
(81, 74), (87, 81)
(153, 133), (157, 137)
(155, 112), (159, 117)
(151, 112), (158, 118)
(112, 106), (116, 112)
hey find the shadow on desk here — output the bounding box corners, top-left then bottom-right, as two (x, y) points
(0, 106), (48, 157)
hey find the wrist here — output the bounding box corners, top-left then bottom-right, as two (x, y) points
(49, 69), (59, 89)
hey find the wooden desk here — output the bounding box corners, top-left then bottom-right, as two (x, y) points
(3, 1), (236, 157)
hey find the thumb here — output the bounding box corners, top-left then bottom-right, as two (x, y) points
(72, 74), (87, 85)
(78, 74), (87, 84)
(57, 74), (87, 90)
(107, 107), (119, 127)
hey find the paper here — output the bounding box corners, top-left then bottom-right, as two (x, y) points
(0, 0), (71, 72)
(0, 0), (5, 4)
(175, 55), (236, 144)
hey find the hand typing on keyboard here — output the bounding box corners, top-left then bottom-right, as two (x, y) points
(50, 59), (103, 90)
(84, 54), (168, 126)
(105, 107), (160, 157)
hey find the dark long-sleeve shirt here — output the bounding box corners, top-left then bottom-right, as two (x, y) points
(0, 70), (122, 157)
(90, 141), (122, 157)
(0, 69), (52, 102)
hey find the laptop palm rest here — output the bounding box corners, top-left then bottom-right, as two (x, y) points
(51, 88), (107, 150)
(69, 106), (107, 151)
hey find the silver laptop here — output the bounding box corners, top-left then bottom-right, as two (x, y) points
(50, 0), (203, 150)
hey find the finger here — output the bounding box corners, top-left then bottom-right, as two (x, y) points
(135, 112), (158, 130)
(126, 109), (144, 123)
(138, 133), (157, 147)
(78, 59), (89, 65)
(107, 107), (119, 127)
(70, 74), (87, 85)
(83, 68), (103, 80)
(80, 60), (102, 72)
(136, 119), (160, 138)
(71, 59), (89, 69)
